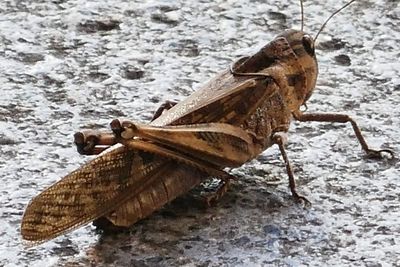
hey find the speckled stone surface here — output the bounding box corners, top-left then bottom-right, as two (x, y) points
(1, 0), (399, 266)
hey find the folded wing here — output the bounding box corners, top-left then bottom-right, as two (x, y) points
(21, 145), (168, 243)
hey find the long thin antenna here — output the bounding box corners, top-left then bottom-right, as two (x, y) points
(300, 0), (304, 31)
(314, 0), (357, 42)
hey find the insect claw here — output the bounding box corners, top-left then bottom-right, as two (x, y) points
(293, 193), (311, 208)
(92, 217), (128, 233)
(74, 131), (99, 155)
(73, 131), (86, 154)
(110, 119), (123, 137)
(300, 103), (308, 112)
(201, 178), (232, 207)
(365, 149), (395, 160)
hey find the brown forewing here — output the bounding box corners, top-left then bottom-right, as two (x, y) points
(21, 145), (169, 242)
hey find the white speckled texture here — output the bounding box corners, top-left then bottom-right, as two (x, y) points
(0, 0), (399, 266)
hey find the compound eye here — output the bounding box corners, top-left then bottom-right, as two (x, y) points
(302, 35), (315, 56)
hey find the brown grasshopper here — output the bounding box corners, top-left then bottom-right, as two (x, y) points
(21, 0), (393, 243)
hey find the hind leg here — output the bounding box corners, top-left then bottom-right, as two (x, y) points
(200, 175), (236, 207)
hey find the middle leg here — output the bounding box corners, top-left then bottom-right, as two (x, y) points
(293, 111), (394, 159)
(272, 132), (310, 205)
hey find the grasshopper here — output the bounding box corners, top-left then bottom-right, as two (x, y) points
(21, 0), (393, 243)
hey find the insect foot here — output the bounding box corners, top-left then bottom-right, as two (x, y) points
(110, 118), (123, 137)
(272, 132), (311, 207)
(202, 174), (238, 207)
(365, 148), (395, 160)
(109, 119), (144, 141)
(292, 192), (312, 208)
(292, 111), (395, 161)
(74, 131), (98, 155)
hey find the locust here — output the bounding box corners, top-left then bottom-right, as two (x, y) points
(21, 0), (393, 243)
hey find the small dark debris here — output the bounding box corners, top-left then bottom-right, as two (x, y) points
(182, 45), (200, 57)
(317, 38), (347, 51)
(0, 104), (34, 122)
(0, 136), (17, 145)
(17, 38), (31, 43)
(107, 109), (126, 117)
(8, 73), (38, 84)
(77, 19), (121, 33)
(0, 36), (12, 46)
(386, 11), (399, 21)
(47, 39), (73, 58)
(368, 77), (391, 87)
(268, 11), (287, 22)
(330, 208), (346, 214)
(124, 9), (141, 17)
(54, 238), (73, 247)
(51, 0), (68, 4)
(148, 96), (161, 104)
(51, 110), (74, 120)
(17, 52), (45, 63)
(232, 236), (251, 247)
(138, 59), (150, 65)
(44, 89), (68, 104)
(122, 66), (145, 80)
(52, 245), (78, 257)
(375, 226), (391, 234)
(172, 39), (200, 57)
(151, 12), (179, 25)
(41, 74), (65, 87)
(308, 218), (324, 226)
(342, 100), (360, 110)
(158, 5), (179, 12)
(88, 72), (111, 82)
(334, 54), (351, 66)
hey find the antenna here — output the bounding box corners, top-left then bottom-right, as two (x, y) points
(300, 0), (304, 31)
(314, 0), (357, 42)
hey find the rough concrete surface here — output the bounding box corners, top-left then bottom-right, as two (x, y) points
(1, 0), (399, 266)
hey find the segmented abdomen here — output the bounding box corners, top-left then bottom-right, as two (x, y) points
(105, 163), (204, 227)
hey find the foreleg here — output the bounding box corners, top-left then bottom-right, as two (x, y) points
(293, 111), (394, 159)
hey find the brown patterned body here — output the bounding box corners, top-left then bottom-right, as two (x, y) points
(22, 24), (392, 243)
(21, 30), (317, 242)
(105, 33), (311, 228)
(106, 78), (293, 228)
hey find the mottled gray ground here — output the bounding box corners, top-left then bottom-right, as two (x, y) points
(1, 0), (399, 266)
